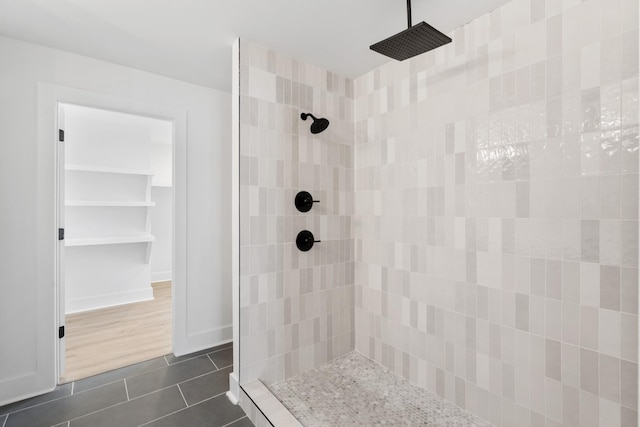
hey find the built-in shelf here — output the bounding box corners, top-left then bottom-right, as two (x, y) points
(66, 235), (155, 247)
(66, 200), (156, 207)
(66, 164), (154, 176)
(66, 235), (155, 263)
(65, 162), (156, 265)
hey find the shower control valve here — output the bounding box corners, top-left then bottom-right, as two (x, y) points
(295, 191), (319, 213)
(296, 230), (320, 252)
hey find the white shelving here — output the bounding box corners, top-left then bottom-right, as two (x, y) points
(66, 235), (155, 263)
(65, 187), (155, 256)
(62, 104), (171, 314)
(65, 165), (156, 260)
(66, 235), (155, 247)
(65, 160), (155, 255)
(66, 164), (153, 176)
(66, 201), (156, 207)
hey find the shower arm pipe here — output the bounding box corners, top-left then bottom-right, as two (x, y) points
(301, 113), (317, 121)
(407, 0), (412, 28)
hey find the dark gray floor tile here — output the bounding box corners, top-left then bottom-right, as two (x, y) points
(0, 414), (6, 425)
(70, 385), (186, 427)
(73, 356), (168, 393)
(165, 342), (232, 365)
(226, 417), (254, 427)
(4, 381), (126, 427)
(126, 355), (216, 399)
(179, 366), (233, 405)
(208, 347), (233, 369)
(142, 394), (247, 427)
(0, 383), (72, 416)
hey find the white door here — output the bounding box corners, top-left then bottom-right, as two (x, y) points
(57, 105), (66, 379)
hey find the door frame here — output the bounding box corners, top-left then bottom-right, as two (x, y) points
(37, 83), (188, 382)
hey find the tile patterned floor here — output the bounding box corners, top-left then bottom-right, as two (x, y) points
(0, 344), (253, 427)
(270, 352), (494, 427)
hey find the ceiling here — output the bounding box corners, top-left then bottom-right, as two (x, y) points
(0, 0), (511, 92)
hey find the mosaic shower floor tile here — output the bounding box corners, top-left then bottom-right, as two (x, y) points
(269, 352), (493, 427)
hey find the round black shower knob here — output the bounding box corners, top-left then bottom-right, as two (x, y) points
(296, 230), (320, 252)
(295, 191), (319, 212)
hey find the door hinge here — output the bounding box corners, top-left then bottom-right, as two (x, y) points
(58, 129), (64, 142)
(58, 326), (65, 339)
(58, 228), (64, 241)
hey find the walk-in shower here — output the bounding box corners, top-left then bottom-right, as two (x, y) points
(234, 0), (640, 423)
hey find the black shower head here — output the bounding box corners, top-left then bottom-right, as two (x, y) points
(370, 0), (452, 61)
(301, 113), (330, 134)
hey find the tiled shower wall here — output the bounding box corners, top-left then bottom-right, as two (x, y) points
(353, 0), (639, 426)
(238, 40), (355, 386)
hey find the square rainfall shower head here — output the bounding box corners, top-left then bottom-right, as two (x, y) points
(370, 21), (452, 61)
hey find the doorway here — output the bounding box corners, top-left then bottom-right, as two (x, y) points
(57, 104), (174, 382)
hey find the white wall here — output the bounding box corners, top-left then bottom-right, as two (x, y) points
(0, 35), (231, 404)
(353, 1), (639, 426)
(237, 39), (355, 386)
(150, 131), (173, 282)
(151, 186), (173, 282)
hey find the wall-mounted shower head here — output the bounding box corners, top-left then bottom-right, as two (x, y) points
(301, 113), (330, 134)
(370, 0), (452, 61)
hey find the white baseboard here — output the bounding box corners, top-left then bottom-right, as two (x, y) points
(173, 325), (232, 357)
(151, 271), (172, 283)
(65, 288), (154, 314)
(227, 372), (240, 404)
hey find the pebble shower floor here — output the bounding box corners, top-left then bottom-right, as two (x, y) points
(270, 352), (493, 426)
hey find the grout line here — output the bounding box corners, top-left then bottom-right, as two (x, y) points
(207, 354), (219, 370)
(0, 351), (231, 420)
(124, 379), (130, 401)
(138, 391), (228, 426)
(163, 355), (170, 365)
(1, 414), (7, 427)
(76, 355), (199, 395)
(66, 384), (178, 424)
(208, 344), (233, 355)
(0, 386), (75, 417)
(220, 416), (248, 427)
(167, 344), (232, 366)
(166, 353), (209, 367)
(71, 378), (128, 395)
(171, 344), (233, 365)
(176, 368), (222, 388)
(185, 390), (228, 408)
(217, 363), (233, 370)
(177, 384), (189, 407)
(130, 382), (197, 402)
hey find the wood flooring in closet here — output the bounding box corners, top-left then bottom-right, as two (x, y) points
(61, 281), (172, 383)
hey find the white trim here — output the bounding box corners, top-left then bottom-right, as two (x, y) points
(173, 325), (233, 357)
(231, 39), (241, 386)
(637, 13), (640, 417)
(65, 288), (154, 314)
(37, 83), (187, 382)
(227, 371), (240, 405)
(151, 271), (172, 283)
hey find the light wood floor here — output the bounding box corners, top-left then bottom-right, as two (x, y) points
(61, 281), (172, 383)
